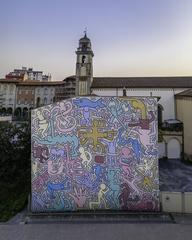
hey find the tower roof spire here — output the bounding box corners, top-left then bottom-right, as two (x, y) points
(79, 29), (90, 42)
(84, 27), (87, 38)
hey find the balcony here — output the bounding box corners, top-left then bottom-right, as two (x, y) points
(160, 119), (183, 132)
(158, 119), (183, 144)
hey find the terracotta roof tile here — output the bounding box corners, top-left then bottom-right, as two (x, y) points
(0, 78), (64, 86)
(18, 80), (64, 86)
(0, 78), (21, 83)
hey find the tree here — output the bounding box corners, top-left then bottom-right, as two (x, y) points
(0, 121), (31, 221)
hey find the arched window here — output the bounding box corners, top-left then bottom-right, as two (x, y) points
(2, 108), (6, 114)
(44, 88), (48, 95)
(123, 87), (127, 97)
(43, 97), (47, 105)
(82, 55), (86, 63)
(82, 44), (87, 51)
(7, 108), (13, 115)
(36, 97), (41, 108)
(14, 108), (21, 118)
(23, 107), (29, 120)
(167, 138), (181, 159)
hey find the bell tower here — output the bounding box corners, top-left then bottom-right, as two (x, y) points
(75, 32), (94, 96)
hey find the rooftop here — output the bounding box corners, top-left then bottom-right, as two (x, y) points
(18, 80), (63, 86)
(0, 79), (64, 86)
(0, 78), (21, 83)
(91, 77), (192, 88)
(175, 89), (192, 97)
(164, 119), (182, 124)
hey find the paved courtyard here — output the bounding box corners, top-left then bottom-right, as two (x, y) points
(159, 159), (192, 191)
(1, 158), (192, 240)
(1, 222), (192, 240)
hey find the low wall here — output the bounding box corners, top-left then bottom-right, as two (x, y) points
(161, 192), (192, 213)
(0, 115), (12, 122)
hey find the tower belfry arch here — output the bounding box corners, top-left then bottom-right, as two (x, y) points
(75, 32), (94, 96)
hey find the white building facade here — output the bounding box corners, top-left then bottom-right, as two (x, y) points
(91, 77), (192, 159)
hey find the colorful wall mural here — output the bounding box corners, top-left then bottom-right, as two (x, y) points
(31, 97), (159, 212)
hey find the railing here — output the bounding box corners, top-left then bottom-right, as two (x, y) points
(159, 122), (183, 132)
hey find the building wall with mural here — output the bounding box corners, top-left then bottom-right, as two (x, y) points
(31, 96), (159, 212)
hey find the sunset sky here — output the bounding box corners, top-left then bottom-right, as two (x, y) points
(1, 0), (192, 80)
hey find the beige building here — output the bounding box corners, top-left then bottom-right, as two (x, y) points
(0, 79), (64, 120)
(175, 89), (192, 161)
(55, 76), (76, 102)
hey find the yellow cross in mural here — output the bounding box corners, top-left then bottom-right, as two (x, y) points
(78, 119), (116, 152)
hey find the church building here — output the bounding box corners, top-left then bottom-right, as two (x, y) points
(75, 33), (192, 160)
(1, 33), (192, 160)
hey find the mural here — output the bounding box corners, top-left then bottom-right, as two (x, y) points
(31, 97), (159, 212)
